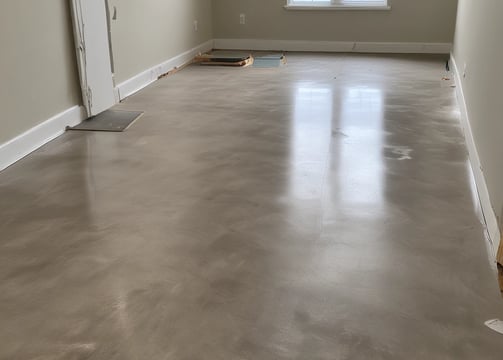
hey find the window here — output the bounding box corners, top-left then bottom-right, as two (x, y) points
(285, 0), (390, 10)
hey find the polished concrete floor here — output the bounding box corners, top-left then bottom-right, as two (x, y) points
(1, 54), (503, 359)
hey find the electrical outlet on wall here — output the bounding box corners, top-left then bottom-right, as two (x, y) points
(240, 13), (246, 25)
(193, 20), (198, 32)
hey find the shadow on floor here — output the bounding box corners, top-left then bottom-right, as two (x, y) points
(498, 264), (503, 299)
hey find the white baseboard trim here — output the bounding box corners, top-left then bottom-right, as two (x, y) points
(451, 54), (501, 259)
(116, 39), (214, 101)
(0, 105), (86, 172)
(214, 39), (452, 54)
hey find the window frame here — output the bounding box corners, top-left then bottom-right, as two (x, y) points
(284, 0), (391, 11)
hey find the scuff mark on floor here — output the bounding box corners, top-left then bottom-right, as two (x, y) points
(385, 145), (413, 161)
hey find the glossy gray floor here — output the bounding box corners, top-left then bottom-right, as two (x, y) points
(1, 54), (502, 359)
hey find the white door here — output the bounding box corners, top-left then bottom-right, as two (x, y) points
(70, 0), (116, 117)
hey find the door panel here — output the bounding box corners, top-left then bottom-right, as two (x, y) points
(70, 0), (116, 117)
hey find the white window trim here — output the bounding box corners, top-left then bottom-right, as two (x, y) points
(284, 0), (391, 11)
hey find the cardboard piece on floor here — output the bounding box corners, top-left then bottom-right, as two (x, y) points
(198, 51), (251, 62)
(199, 57), (254, 67)
(196, 51), (253, 67)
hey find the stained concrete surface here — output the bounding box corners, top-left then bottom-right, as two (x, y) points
(1, 54), (503, 359)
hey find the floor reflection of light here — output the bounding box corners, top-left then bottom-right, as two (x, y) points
(314, 86), (386, 284)
(335, 87), (384, 207)
(289, 87), (333, 200)
(287, 84), (387, 287)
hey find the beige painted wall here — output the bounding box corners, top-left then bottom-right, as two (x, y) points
(213, 0), (458, 43)
(0, 0), (81, 145)
(109, 0), (214, 83)
(0, 0), (214, 147)
(453, 0), (503, 229)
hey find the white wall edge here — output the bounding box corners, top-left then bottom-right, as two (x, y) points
(451, 53), (501, 260)
(116, 39), (214, 101)
(214, 39), (452, 54)
(0, 105), (86, 172)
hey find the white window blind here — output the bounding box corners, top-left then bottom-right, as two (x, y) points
(287, 0), (389, 8)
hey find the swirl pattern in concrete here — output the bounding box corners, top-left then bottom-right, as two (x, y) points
(1, 54), (502, 359)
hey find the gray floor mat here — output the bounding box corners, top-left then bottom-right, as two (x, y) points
(69, 110), (143, 132)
